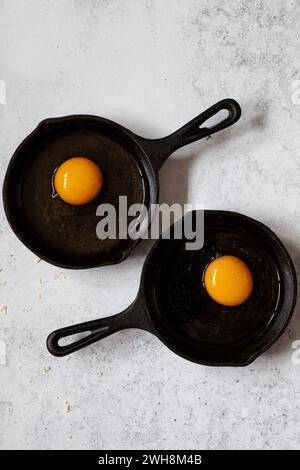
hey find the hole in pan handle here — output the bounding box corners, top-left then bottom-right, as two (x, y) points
(46, 300), (152, 357)
(175, 98), (241, 143)
(141, 98), (241, 170)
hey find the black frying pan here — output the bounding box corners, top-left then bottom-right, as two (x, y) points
(47, 210), (297, 366)
(3, 99), (241, 269)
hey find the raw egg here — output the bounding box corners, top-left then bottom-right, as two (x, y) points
(204, 255), (253, 307)
(54, 157), (103, 205)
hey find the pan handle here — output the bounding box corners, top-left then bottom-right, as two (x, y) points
(46, 300), (151, 357)
(140, 99), (241, 170)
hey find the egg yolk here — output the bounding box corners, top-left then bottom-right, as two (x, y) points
(54, 157), (103, 205)
(204, 255), (253, 307)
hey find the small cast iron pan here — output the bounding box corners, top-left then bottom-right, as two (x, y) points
(3, 99), (241, 269)
(47, 210), (297, 366)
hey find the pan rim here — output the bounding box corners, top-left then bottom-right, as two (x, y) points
(2, 114), (159, 269)
(140, 209), (297, 367)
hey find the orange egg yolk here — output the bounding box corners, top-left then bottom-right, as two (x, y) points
(54, 157), (103, 205)
(204, 255), (253, 307)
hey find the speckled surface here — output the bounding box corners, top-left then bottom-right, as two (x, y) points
(0, 0), (300, 450)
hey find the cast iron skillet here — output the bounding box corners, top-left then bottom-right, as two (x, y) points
(3, 99), (241, 269)
(47, 210), (297, 366)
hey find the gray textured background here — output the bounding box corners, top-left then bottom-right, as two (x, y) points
(1, 0), (300, 450)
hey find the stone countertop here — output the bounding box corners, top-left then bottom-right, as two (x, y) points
(0, 0), (300, 450)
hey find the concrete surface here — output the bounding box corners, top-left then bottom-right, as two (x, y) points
(0, 0), (300, 450)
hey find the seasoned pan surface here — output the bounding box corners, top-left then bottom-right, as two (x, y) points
(47, 211), (297, 367)
(22, 129), (146, 264)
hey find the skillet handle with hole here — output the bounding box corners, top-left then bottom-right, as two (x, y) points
(46, 301), (151, 357)
(141, 98), (241, 170)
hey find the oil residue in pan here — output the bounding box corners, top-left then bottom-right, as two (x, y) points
(21, 131), (146, 259)
(155, 230), (281, 348)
